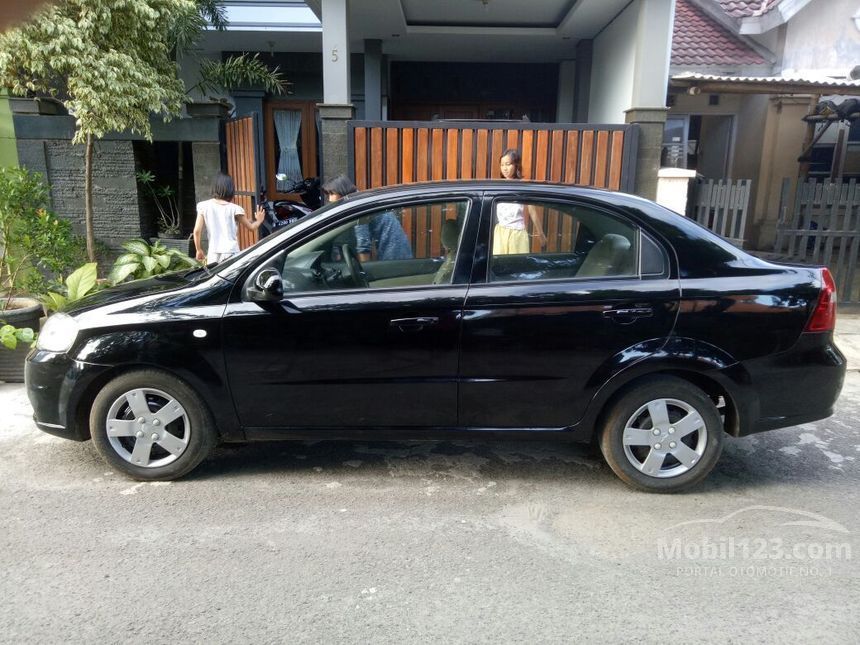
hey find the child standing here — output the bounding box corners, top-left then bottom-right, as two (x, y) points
(193, 173), (265, 264)
(493, 148), (547, 254)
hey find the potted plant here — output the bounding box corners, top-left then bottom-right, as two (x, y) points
(135, 170), (186, 244)
(0, 167), (85, 381)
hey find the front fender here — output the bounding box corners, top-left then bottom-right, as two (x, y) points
(72, 325), (243, 441)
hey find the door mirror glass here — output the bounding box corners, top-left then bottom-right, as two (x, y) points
(247, 267), (284, 302)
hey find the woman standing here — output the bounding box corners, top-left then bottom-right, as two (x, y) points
(193, 173), (265, 264)
(493, 148), (547, 254)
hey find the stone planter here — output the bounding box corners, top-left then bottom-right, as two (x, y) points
(153, 235), (194, 257)
(8, 96), (67, 115)
(0, 297), (43, 383)
(185, 101), (232, 119)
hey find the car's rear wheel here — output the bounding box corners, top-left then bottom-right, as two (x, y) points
(599, 376), (723, 493)
(89, 370), (217, 481)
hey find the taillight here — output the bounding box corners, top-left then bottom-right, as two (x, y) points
(805, 268), (837, 332)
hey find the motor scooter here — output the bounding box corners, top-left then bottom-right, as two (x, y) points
(259, 176), (322, 237)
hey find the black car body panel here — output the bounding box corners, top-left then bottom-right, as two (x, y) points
(25, 181), (845, 452)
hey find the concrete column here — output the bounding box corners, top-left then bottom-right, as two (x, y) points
(319, 0), (354, 181)
(364, 39), (383, 121)
(574, 40), (592, 122)
(625, 107), (668, 200)
(631, 0), (675, 110)
(556, 60), (575, 123)
(322, 0), (351, 105)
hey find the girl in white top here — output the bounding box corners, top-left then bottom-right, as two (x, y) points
(193, 173), (265, 264)
(494, 149), (547, 255)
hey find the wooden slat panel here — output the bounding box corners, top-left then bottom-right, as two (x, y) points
(506, 129), (519, 153)
(490, 130), (504, 179)
(608, 131), (624, 191)
(401, 128), (414, 184)
(521, 130), (535, 180)
(430, 204), (443, 256)
(416, 129), (430, 181)
(594, 130), (609, 188)
(565, 131), (579, 184)
(534, 130), (549, 181)
(446, 129), (459, 180)
(431, 128), (444, 180)
(550, 131), (564, 182)
(579, 130), (594, 186)
(386, 128), (399, 185)
(354, 127), (368, 190)
(370, 127), (383, 188)
(476, 129), (489, 179)
(460, 129), (474, 179)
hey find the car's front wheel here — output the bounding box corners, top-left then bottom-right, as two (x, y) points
(599, 376), (724, 493)
(90, 370), (217, 481)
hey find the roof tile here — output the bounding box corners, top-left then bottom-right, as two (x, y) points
(673, 0), (768, 67)
(714, 0), (782, 18)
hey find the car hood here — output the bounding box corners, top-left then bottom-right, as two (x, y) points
(67, 273), (199, 315)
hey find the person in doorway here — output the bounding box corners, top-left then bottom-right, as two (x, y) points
(493, 148), (547, 254)
(193, 172), (265, 264)
(321, 174), (412, 261)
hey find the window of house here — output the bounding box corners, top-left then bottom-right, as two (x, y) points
(488, 201), (639, 282)
(264, 101), (318, 199)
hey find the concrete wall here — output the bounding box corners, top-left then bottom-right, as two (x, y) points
(589, 0), (638, 123)
(782, 0), (860, 76)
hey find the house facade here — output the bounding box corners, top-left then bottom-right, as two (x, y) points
(666, 0), (860, 249)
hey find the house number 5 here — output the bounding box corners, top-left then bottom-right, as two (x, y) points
(331, 48), (339, 62)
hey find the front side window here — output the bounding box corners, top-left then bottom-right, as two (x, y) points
(255, 200), (469, 295)
(489, 200), (638, 283)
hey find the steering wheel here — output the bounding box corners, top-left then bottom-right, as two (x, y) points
(340, 243), (369, 288)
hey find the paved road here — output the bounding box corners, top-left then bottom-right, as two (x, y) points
(1, 373), (858, 643)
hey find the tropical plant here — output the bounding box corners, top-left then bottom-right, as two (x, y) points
(136, 170), (182, 237)
(0, 167), (85, 308)
(40, 262), (101, 313)
(0, 323), (36, 351)
(108, 239), (198, 285)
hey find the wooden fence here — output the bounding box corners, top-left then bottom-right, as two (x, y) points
(348, 121), (638, 193)
(689, 178), (752, 247)
(224, 114), (259, 250)
(774, 178), (860, 303)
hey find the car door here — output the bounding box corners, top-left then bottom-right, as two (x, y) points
(222, 194), (479, 429)
(458, 192), (680, 428)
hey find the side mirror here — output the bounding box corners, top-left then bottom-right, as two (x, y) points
(247, 267), (283, 302)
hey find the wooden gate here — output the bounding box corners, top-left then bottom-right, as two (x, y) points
(774, 178), (860, 303)
(348, 121), (638, 192)
(689, 178), (752, 247)
(224, 114), (259, 250)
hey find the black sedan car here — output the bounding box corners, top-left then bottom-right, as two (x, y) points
(26, 181), (845, 492)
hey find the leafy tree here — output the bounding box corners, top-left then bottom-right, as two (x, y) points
(0, 0), (287, 261)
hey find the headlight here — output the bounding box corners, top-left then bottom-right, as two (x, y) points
(36, 313), (79, 353)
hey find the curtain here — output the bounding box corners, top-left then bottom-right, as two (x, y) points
(273, 109), (303, 191)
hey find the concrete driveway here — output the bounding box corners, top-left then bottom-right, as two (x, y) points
(1, 337), (858, 643)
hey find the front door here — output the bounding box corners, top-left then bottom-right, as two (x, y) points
(222, 196), (477, 429)
(458, 194), (680, 428)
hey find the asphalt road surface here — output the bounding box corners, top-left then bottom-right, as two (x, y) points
(1, 374), (858, 643)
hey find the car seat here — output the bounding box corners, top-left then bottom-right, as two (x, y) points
(576, 233), (632, 277)
(432, 219), (460, 284)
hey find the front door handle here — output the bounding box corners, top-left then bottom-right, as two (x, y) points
(389, 316), (440, 331)
(602, 307), (653, 323)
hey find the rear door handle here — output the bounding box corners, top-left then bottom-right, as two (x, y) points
(389, 316), (439, 331)
(602, 307), (653, 322)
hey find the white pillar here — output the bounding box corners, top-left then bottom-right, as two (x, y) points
(322, 0), (350, 105)
(631, 0), (675, 110)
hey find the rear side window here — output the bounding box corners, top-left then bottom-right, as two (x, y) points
(489, 200), (638, 283)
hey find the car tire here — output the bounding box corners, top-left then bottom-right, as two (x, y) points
(89, 370), (217, 481)
(599, 375), (724, 493)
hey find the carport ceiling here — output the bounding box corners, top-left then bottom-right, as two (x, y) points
(205, 0), (633, 62)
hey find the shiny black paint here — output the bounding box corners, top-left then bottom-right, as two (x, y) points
(25, 181), (845, 447)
